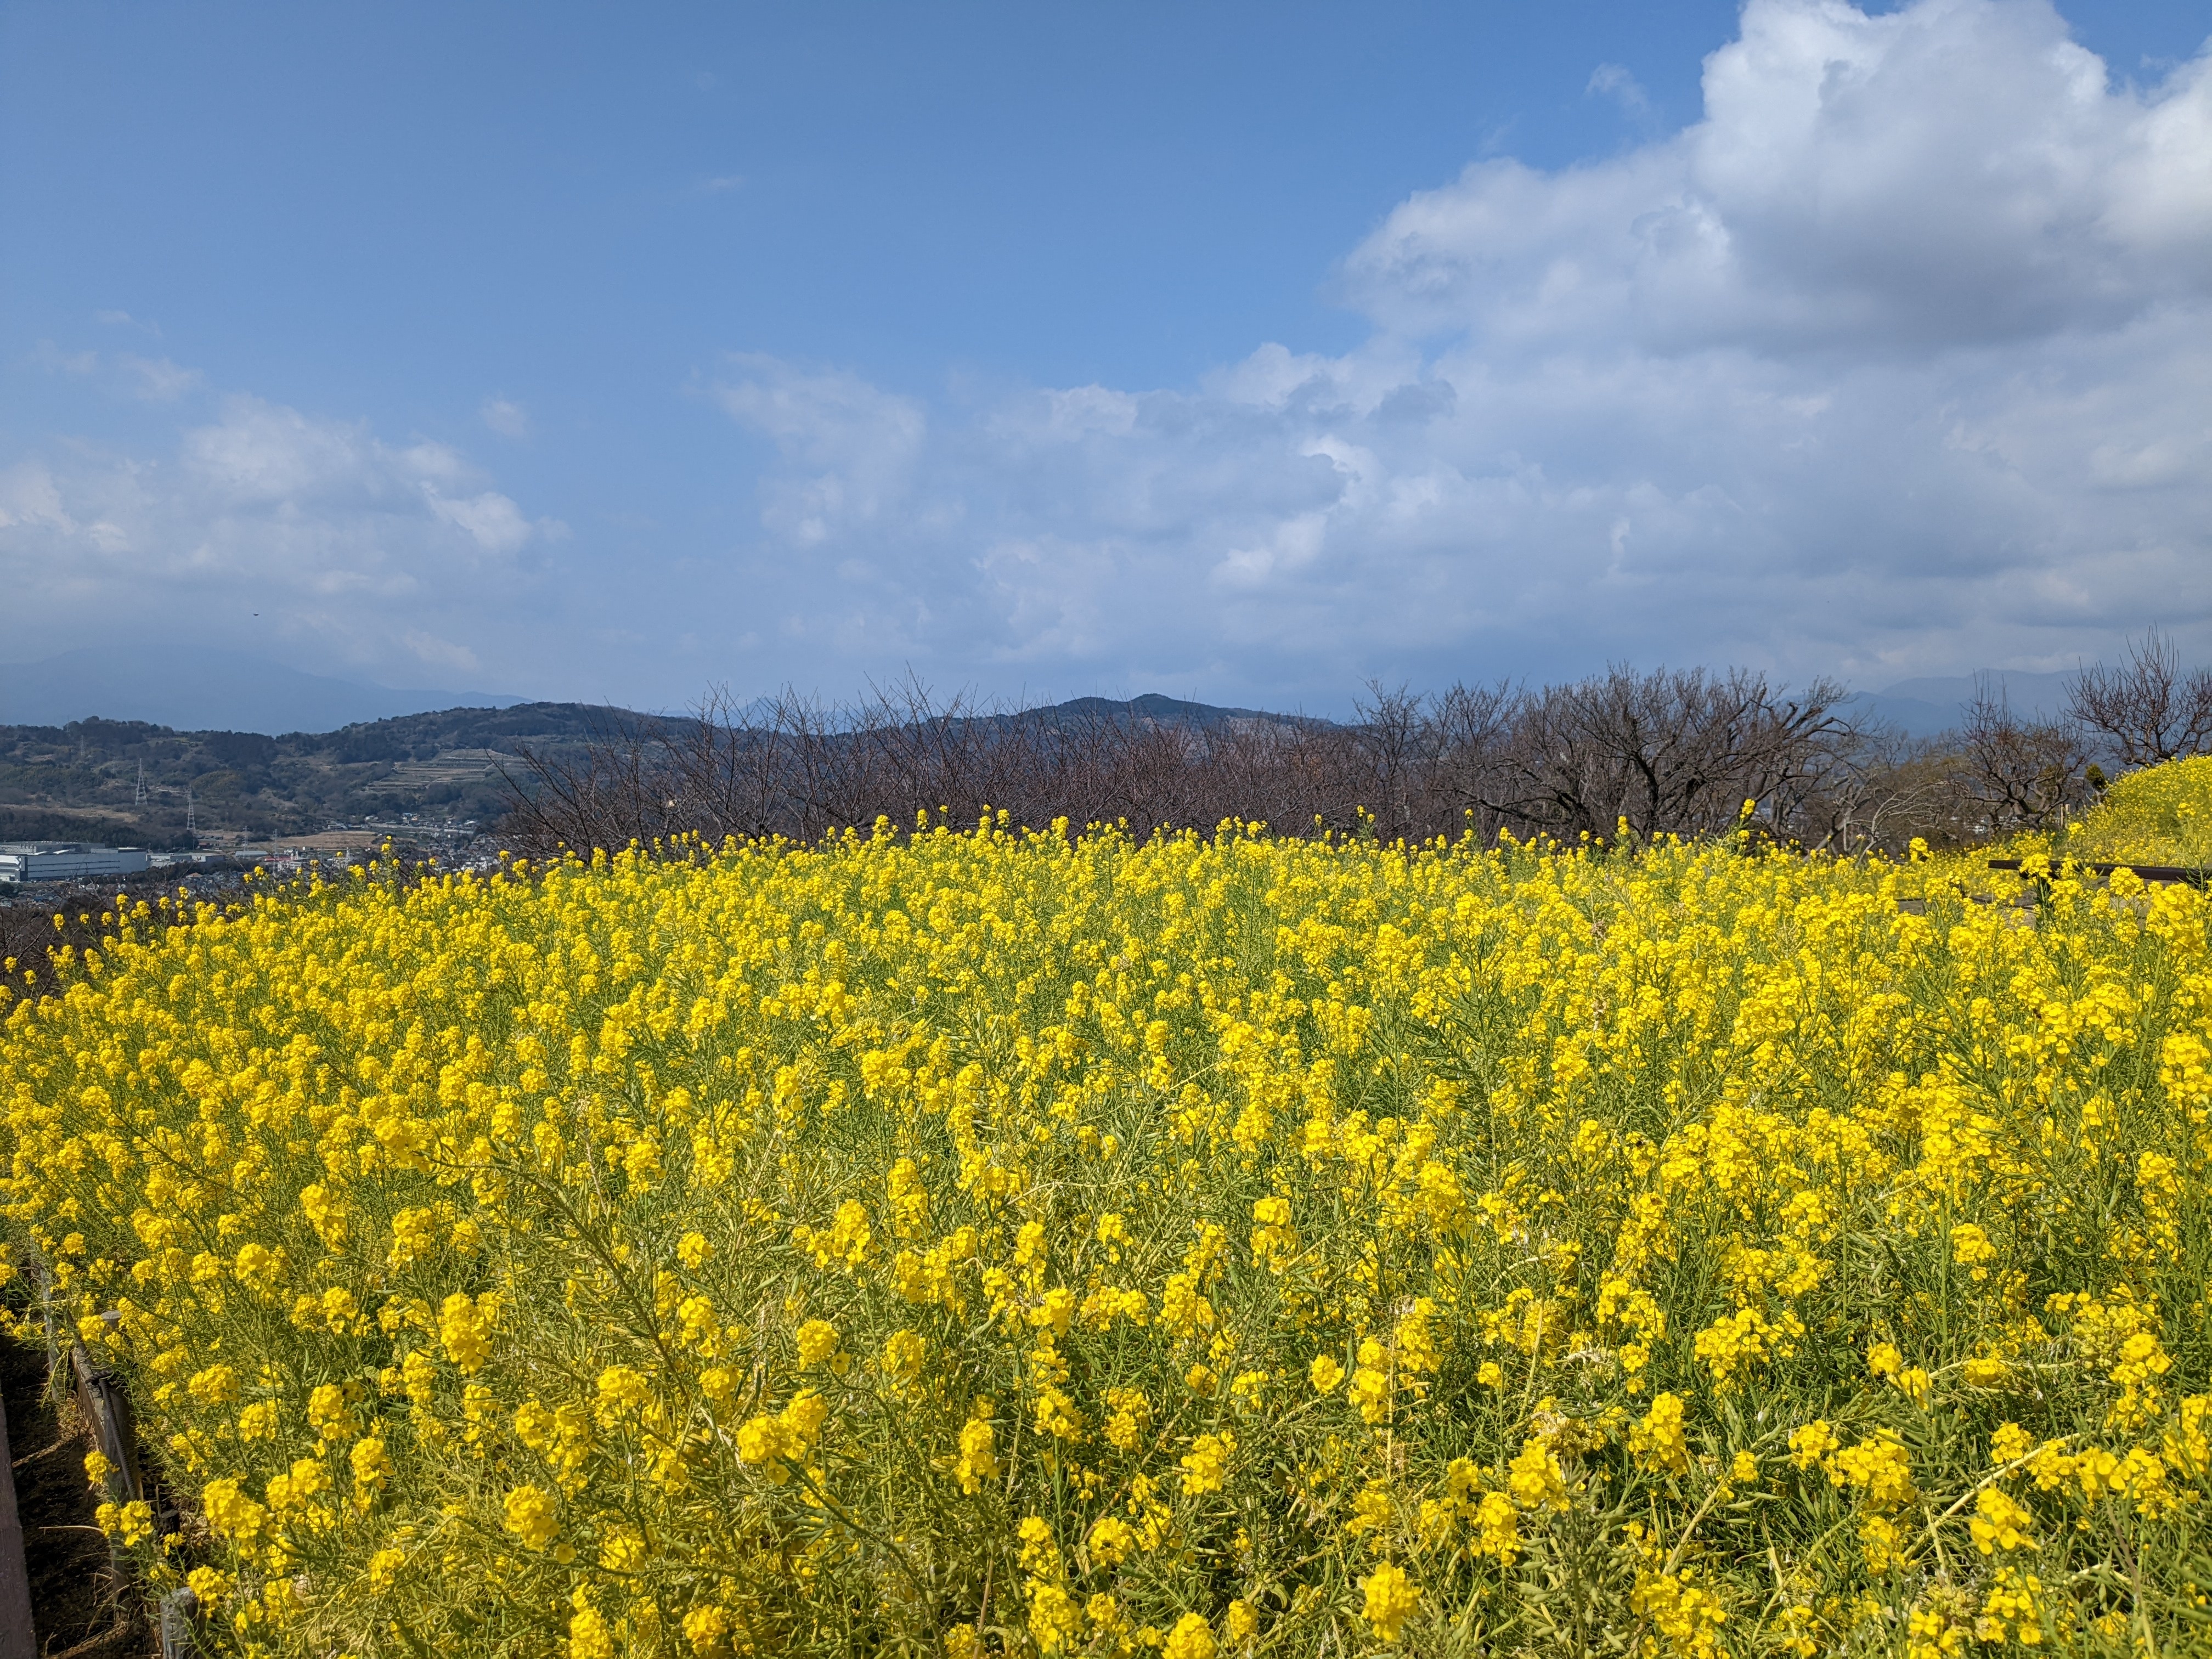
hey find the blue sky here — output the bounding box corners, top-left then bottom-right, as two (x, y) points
(4, 0), (2211, 716)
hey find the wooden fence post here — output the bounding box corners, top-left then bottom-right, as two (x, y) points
(0, 1376), (38, 1659)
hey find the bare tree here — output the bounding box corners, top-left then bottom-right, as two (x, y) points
(1351, 681), (1436, 841)
(1782, 723), (1980, 854)
(2066, 628), (2212, 770)
(1434, 665), (1849, 843)
(1423, 679), (1519, 840)
(497, 681), (1390, 857)
(1958, 679), (2092, 836)
(494, 667), (1900, 860)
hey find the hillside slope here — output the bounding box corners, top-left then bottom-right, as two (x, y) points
(0, 702), (621, 845)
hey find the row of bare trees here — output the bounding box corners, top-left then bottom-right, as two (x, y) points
(1926, 627), (2212, 840)
(493, 633), (2212, 860)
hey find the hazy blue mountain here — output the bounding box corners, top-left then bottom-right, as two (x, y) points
(1879, 670), (2079, 724)
(1841, 669), (2083, 737)
(1837, 691), (1960, 738)
(0, 646), (527, 734)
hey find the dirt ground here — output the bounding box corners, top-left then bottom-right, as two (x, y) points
(1, 1330), (154, 1657)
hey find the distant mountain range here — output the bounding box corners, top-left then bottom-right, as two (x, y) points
(0, 646), (528, 734)
(1841, 669), (2079, 738)
(0, 644), (2093, 742)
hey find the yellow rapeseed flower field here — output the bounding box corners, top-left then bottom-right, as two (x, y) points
(3, 810), (2210, 1656)
(2070, 756), (2212, 870)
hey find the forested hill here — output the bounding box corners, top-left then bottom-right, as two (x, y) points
(0, 702), (625, 847)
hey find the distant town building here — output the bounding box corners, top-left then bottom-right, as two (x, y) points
(0, 842), (153, 883)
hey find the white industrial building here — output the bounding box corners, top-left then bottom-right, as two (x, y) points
(0, 842), (153, 883)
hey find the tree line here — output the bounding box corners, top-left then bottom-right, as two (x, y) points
(494, 631), (2212, 858)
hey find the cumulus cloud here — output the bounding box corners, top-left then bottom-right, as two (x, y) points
(711, 355), (929, 547)
(707, 0), (2212, 698)
(0, 392), (556, 680)
(10, 0), (2210, 708)
(1350, 0), (2212, 353)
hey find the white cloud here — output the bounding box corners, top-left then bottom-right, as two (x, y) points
(711, 355), (928, 546)
(401, 629), (483, 676)
(33, 343), (199, 402)
(10, 0), (2212, 710)
(1587, 63), (1651, 117)
(0, 394), (555, 680)
(0, 462), (87, 538)
(33, 342), (100, 377)
(425, 484), (535, 555)
(1348, 0), (2212, 353)
(704, 0), (2212, 698)
(480, 397), (531, 438)
(117, 354), (202, 402)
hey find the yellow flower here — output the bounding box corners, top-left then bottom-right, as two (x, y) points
(1789, 1421), (1837, 1469)
(595, 1365), (651, 1419)
(954, 1407), (998, 1494)
(186, 1363), (239, 1406)
(1628, 1392), (1692, 1476)
(882, 1329), (926, 1380)
(795, 1318), (840, 1365)
(682, 1604), (729, 1656)
(1360, 1562), (1420, 1643)
(1827, 1437), (1916, 1510)
(568, 1605), (614, 1659)
(387, 1206), (438, 1271)
(1858, 1514), (1901, 1574)
(1090, 1515), (1137, 1567)
(349, 1436), (392, 1496)
(199, 1477), (267, 1544)
(1025, 1581), (1081, 1655)
(307, 1381), (354, 1443)
(1969, 1486), (2036, 1555)
(438, 1293), (495, 1373)
(1102, 1386), (1150, 1451)
(1506, 1439), (1569, 1511)
(503, 1483), (558, 1551)
(1180, 1431), (1235, 1495)
(1163, 1612), (1217, 1659)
